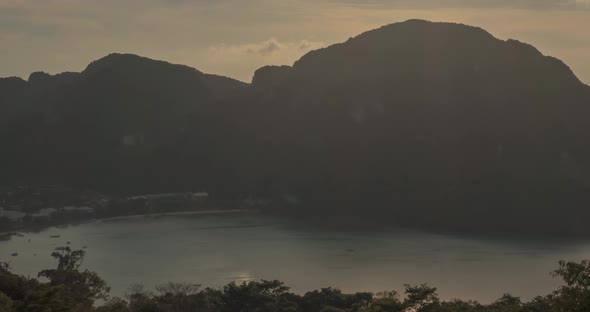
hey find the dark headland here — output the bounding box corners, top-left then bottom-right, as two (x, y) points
(1, 20), (590, 236)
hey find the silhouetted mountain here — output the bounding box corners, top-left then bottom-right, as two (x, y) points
(242, 20), (590, 233)
(0, 53), (247, 193)
(0, 77), (27, 122)
(1, 21), (590, 234)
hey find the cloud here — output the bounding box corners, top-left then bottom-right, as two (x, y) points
(203, 38), (324, 81)
(236, 38), (325, 56)
(298, 40), (314, 50)
(210, 38), (324, 57)
(245, 38), (283, 56)
(311, 0), (588, 10)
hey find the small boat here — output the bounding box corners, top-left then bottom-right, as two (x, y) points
(50, 235), (61, 238)
(82, 245), (87, 249)
(11, 253), (18, 257)
(66, 240), (71, 245)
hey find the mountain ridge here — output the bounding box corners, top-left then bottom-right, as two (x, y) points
(1, 19), (589, 234)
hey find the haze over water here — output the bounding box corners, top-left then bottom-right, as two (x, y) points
(2, 213), (589, 303)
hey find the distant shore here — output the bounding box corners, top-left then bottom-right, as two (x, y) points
(0, 208), (258, 239)
(96, 208), (254, 222)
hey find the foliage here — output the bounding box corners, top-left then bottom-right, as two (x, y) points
(0, 292), (14, 312)
(549, 260), (590, 311)
(0, 247), (109, 311)
(0, 263), (9, 275)
(360, 291), (403, 312)
(404, 283), (439, 311)
(2, 253), (590, 311)
(95, 298), (130, 312)
(37, 246), (110, 310)
(221, 279), (297, 312)
(155, 282), (201, 297)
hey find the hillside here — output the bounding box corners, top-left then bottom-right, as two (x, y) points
(0, 53), (247, 193)
(242, 20), (590, 233)
(1, 20), (590, 233)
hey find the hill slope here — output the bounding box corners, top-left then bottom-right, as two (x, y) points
(1, 21), (590, 234)
(0, 53), (247, 193)
(242, 20), (590, 233)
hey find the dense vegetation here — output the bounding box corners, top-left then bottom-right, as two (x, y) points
(1, 248), (590, 311)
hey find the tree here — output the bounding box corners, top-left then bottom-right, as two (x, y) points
(0, 292), (14, 312)
(155, 282), (201, 297)
(319, 306), (346, 312)
(522, 296), (555, 312)
(153, 282), (204, 312)
(0, 262), (9, 275)
(38, 247), (110, 310)
(95, 297), (131, 312)
(551, 260), (590, 311)
(360, 291), (403, 312)
(300, 288), (373, 312)
(404, 284), (439, 311)
(221, 280), (297, 312)
(50, 246), (86, 271)
(430, 299), (483, 312)
(488, 294), (522, 312)
(127, 292), (158, 312)
(301, 287), (347, 311)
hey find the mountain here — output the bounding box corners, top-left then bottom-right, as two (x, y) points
(1, 20), (590, 234)
(0, 53), (247, 193)
(240, 20), (590, 233)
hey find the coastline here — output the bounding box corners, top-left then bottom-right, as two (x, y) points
(0, 208), (258, 238)
(96, 209), (254, 222)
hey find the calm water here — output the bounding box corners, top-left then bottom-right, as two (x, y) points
(1, 212), (589, 303)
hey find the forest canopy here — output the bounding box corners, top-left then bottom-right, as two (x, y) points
(1, 248), (590, 311)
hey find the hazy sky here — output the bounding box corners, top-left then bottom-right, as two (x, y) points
(0, 0), (589, 83)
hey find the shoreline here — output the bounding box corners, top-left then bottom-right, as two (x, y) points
(0, 208), (257, 238)
(96, 209), (254, 222)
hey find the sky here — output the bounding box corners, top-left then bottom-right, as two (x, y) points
(0, 0), (589, 84)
